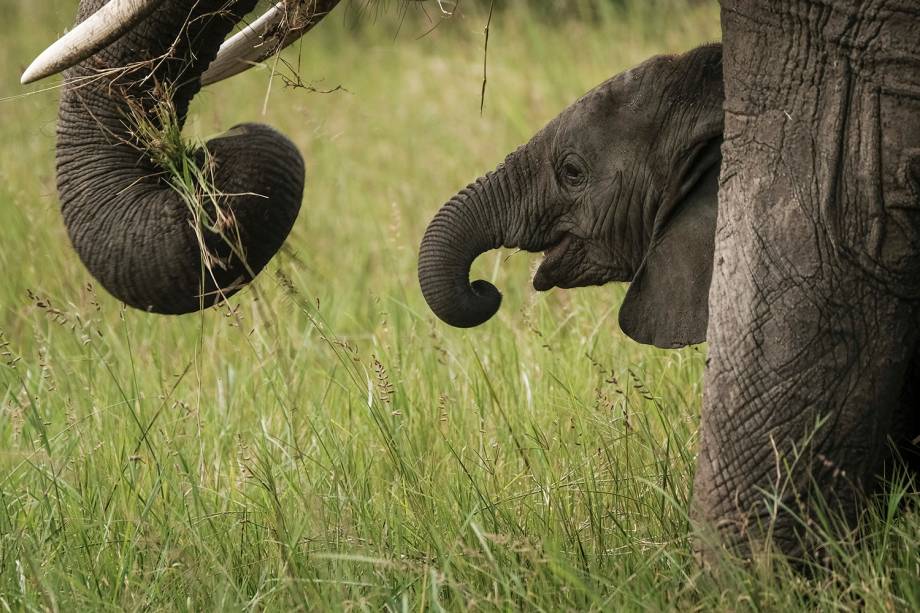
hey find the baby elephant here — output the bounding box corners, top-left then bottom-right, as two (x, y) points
(418, 44), (723, 348)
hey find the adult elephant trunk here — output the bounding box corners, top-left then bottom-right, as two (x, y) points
(55, 0), (313, 314)
(419, 147), (543, 328)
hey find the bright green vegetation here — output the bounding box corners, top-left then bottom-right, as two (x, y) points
(0, 1), (917, 610)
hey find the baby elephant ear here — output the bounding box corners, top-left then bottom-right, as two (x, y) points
(618, 165), (719, 349)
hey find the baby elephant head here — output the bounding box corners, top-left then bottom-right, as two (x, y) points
(418, 44), (724, 348)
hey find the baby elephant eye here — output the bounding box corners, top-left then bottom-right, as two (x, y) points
(560, 158), (586, 187)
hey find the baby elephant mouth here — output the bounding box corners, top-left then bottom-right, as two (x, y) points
(533, 234), (584, 291)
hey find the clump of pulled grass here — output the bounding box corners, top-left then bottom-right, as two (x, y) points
(126, 84), (254, 303)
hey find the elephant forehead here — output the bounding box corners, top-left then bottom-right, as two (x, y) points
(561, 84), (648, 148)
(574, 71), (640, 112)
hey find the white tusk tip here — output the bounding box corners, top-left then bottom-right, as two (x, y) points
(19, 0), (160, 87)
(21, 61), (53, 85)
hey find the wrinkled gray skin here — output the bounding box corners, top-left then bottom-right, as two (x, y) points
(697, 0), (920, 562)
(420, 34), (920, 562)
(57, 0), (337, 314)
(418, 44), (724, 349)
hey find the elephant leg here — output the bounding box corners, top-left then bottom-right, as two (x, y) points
(696, 276), (919, 559)
(698, 0), (920, 562)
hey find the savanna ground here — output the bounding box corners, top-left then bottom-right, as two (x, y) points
(0, 1), (918, 610)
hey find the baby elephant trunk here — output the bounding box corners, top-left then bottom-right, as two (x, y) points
(418, 170), (515, 328)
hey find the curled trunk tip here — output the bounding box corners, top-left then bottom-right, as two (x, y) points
(417, 181), (506, 328)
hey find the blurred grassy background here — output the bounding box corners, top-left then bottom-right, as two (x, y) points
(0, 1), (917, 610)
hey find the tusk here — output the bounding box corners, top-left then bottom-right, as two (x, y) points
(201, 2), (287, 86)
(201, 0), (341, 87)
(21, 0), (160, 84)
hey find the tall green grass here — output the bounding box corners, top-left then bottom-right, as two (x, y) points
(0, 1), (917, 610)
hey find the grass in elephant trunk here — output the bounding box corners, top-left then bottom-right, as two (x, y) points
(127, 87), (253, 305)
